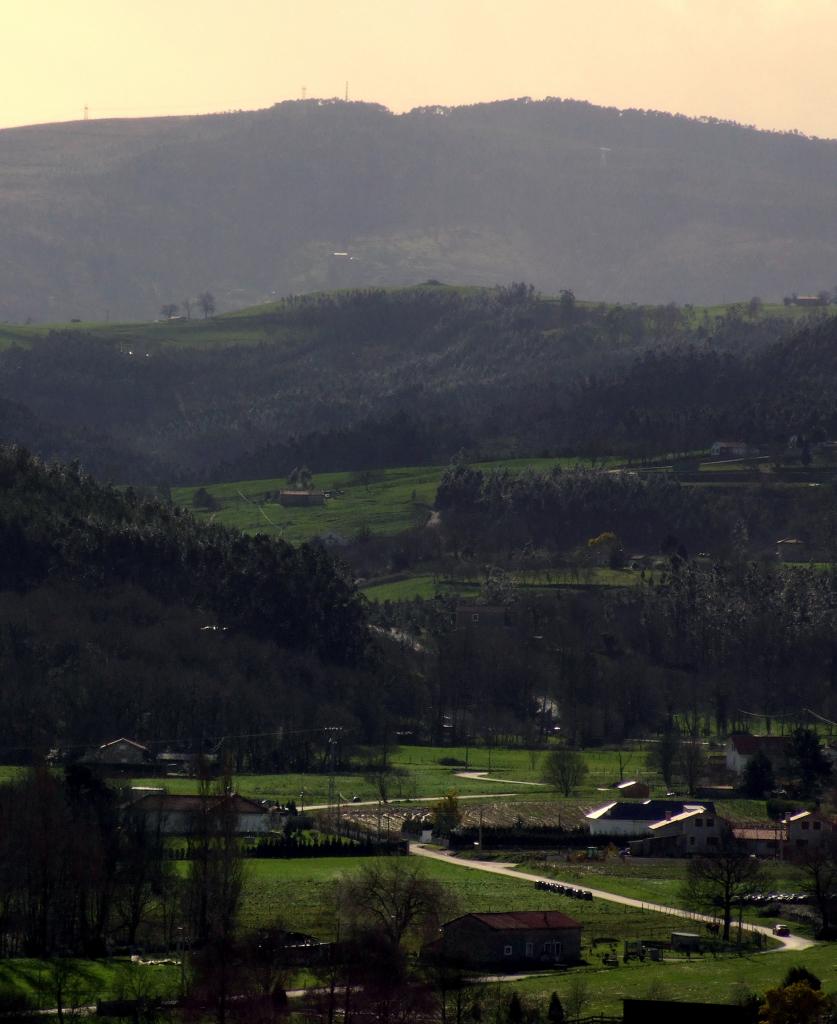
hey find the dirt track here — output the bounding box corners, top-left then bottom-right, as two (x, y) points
(410, 843), (815, 952)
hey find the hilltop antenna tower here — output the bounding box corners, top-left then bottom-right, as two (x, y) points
(302, 85), (306, 100)
(84, 104), (89, 121)
(345, 81), (349, 102)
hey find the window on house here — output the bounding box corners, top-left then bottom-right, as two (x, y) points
(526, 942), (534, 957)
(504, 945), (513, 957)
(543, 941), (553, 954)
(472, 613), (480, 623)
(695, 818), (703, 827)
(814, 822), (822, 831)
(689, 836), (695, 845)
(802, 821), (810, 830)
(707, 836), (718, 846)
(706, 818), (714, 827)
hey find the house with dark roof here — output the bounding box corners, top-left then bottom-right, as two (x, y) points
(127, 792), (273, 835)
(432, 911), (582, 967)
(585, 800), (716, 838)
(725, 733), (789, 776)
(80, 737), (157, 774)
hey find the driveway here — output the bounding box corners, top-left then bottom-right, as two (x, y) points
(410, 843), (815, 952)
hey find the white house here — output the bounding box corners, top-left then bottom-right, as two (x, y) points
(784, 810), (833, 854)
(725, 734), (789, 777)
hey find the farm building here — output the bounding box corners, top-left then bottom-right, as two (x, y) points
(724, 733), (789, 777)
(709, 440), (753, 459)
(278, 490), (325, 507)
(127, 792), (273, 835)
(612, 779), (650, 798)
(585, 800), (716, 839)
(784, 810), (834, 854)
(455, 604), (509, 630)
(431, 911), (582, 967)
(80, 737), (156, 774)
(776, 537), (806, 562)
(630, 805), (725, 856)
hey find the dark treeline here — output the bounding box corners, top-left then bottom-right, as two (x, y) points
(0, 446), (366, 665)
(0, 286), (817, 483)
(372, 559), (837, 751)
(433, 462), (837, 558)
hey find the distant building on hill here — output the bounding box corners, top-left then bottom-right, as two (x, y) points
(776, 537), (806, 562)
(709, 440), (753, 459)
(455, 604), (509, 630)
(612, 779), (650, 798)
(278, 489), (326, 507)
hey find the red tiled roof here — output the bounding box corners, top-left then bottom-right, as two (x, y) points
(464, 911), (581, 931)
(131, 793), (265, 814)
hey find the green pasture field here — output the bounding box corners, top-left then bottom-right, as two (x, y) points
(524, 854), (806, 917)
(235, 854), (693, 947)
(171, 456), (621, 545)
(125, 744), (661, 804)
(509, 943), (837, 1017)
(0, 957), (178, 1010)
(361, 566), (652, 602)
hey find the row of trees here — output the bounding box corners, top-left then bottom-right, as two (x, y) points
(159, 292), (216, 320)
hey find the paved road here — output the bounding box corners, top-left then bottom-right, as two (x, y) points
(306, 792), (516, 811)
(411, 844), (815, 952)
(454, 770), (548, 787)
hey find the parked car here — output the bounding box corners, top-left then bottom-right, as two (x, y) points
(772, 924), (790, 936)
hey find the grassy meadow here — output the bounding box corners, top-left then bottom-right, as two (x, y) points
(170, 456), (624, 547)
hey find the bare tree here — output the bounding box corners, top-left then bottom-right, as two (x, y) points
(197, 292), (216, 318)
(795, 838), (837, 936)
(683, 838), (763, 942)
(182, 297), (193, 319)
(160, 303), (179, 320)
(339, 858), (453, 952)
(541, 748), (588, 796)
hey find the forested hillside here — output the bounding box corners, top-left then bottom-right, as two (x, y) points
(2, 97), (837, 322)
(1, 285), (831, 483)
(0, 446), (384, 760)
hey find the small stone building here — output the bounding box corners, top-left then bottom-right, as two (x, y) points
(434, 910), (582, 967)
(278, 490), (326, 507)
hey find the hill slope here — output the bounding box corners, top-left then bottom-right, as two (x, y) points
(0, 286), (822, 482)
(2, 98), (837, 321)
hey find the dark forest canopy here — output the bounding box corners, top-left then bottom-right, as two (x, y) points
(2, 97), (837, 322)
(1, 285), (834, 484)
(0, 446), (367, 666)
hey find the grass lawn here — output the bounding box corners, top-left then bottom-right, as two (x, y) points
(0, 957), (179, 1011)
(170, 457), (623, 546)
(235, 854), (693, 949)
(509, 942), (837, 1017)
(521, 855), (807, 917)
(361, 566), (651, 602)
(125, 744), (662, 805)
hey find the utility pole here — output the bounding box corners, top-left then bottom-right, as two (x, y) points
(83, 104), (89, 121)
(345, 81), (349, 102)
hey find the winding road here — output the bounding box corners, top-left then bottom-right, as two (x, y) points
(410, 843), (815, 953)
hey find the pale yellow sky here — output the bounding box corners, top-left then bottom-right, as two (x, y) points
(3, 0), (836, 138)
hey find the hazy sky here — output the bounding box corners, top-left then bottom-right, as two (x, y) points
(4, 0), (836, 138)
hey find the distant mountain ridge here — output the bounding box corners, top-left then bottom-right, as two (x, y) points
(1, 97), (837, 321)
